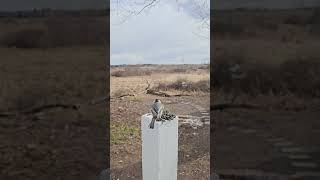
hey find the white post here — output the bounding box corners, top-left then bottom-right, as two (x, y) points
(141, 114), (178, 180)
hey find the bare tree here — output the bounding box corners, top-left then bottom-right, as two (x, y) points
(188, 0), (210, 38)
(111, 0), (160, 24)
(111, 0), (210, 37)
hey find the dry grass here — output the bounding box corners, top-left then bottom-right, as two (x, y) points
(212, 8), (320, 101)
(0, 16), (107, 48)
(110, 64), (208, 77)
(212, 57), (320, 98)
(0, 13), (109, 180)
(156, 78), (210, 92)
(111, 68), (151, 77)
(110, 68), (209, 96)
(0, 46), (107, 111)
(0, 45), (108, 179)
(0, 28), (47, 48)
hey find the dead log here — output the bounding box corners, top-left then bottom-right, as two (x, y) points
(146, 89), (191, 97)
(146, 89), (171, 97)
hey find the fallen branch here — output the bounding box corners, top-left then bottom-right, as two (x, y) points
(146, 89), (191, 97)
(21, 104), (79, 114)
(210, 103), (306, 112)
(113, 94), (135, 99)
(109, 80), (151, 100)
(211, 103), (262, 111)
(172, 94), (192, 97)
(0, 104), (79, 118)
(146, 89), (171, 97)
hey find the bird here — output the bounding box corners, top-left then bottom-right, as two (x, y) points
(149, 99), (164, 129)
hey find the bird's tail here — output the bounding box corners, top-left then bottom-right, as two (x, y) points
(149, 117), (156, 129)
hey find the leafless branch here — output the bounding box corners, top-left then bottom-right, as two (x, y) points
(111, 0), (210, 33)
(136, 0), (158, 15)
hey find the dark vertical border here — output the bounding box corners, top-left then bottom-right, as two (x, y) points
(210, 0), (215, 177)
(106, 0), (111, 172)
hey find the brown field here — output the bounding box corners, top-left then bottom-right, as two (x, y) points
(213, 8), (320, 66)
(0, 14), (108, 180)
(212, 8), (320, 180)
(213, 8), (320, 101)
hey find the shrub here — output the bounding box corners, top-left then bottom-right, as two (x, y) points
(171, 68), (187, 73)
(156, 79), (210, 92)
(0, 16), (107, 48)
(45, 17), (107, 47)
(212, 57), (320, 98)
(111, 68), (151, 77)
(0, 28), (47, 48)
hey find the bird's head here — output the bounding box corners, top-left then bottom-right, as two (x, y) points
(154, 99), (161, 103)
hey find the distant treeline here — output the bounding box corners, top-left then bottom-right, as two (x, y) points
(211, 6), (320, 12)
(0, 9), (108, 18)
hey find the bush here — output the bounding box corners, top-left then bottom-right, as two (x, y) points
(156, 79), (210, 92)
(1, 28), (47, 48)
(46, 17), (107, 47)
(212, 57), (320, 98)
(171, 68), (187, 73)
(111, 68), (151, 77)
(0, 16), (107, 48)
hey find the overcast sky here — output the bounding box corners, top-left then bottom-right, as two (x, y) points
(111, 0), (210, 65)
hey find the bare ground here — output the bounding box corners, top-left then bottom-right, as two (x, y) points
(0, 46), (108, 180)
(110, 66), (210, 179)
(110, 94), (210, 180)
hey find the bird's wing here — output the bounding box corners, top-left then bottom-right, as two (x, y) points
(152, 102), (160, 112)
(157, 105), (164, 119)
(151, 108), (157, 118)
(152, 102), (159, 109)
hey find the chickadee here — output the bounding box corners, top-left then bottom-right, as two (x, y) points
(149, 99), (164, 129)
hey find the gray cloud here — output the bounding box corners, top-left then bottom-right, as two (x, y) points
(111, 1), (209, 65)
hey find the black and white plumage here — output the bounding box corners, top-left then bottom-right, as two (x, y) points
(149, 99), (164, 129)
